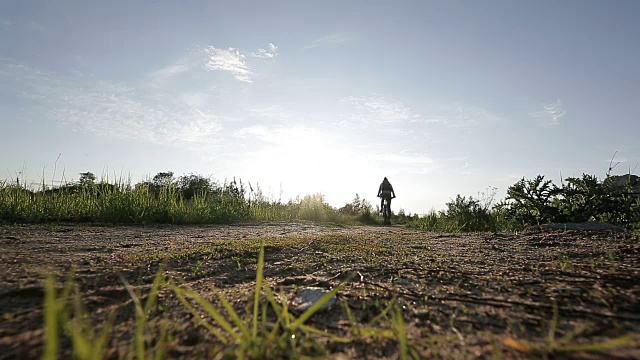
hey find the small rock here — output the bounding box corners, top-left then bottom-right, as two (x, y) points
(392, 277), (411, 285)
(291, 287), (336, 313)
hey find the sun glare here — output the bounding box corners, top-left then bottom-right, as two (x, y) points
(240, 127), (374, 205)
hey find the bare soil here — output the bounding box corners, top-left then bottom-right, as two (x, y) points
(0, 223), (639, 359)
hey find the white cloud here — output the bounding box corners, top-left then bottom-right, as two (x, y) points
(53, 83), (224, 149)
(529, 99), (565, 126)
(145, 48), (209, 86)
(251, 43), (278, 59)
(304, 33), (348, 49)
(0, 19), (11, 29)
(341, 94), (421, 124)
(203, 43), (278, 82)
(1, 61), (225, 151)
(147, 63), (190, 84)
(405, 102), (506, 129)
(204, 46), (253, 83)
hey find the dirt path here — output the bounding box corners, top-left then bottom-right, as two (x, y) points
(1, 223), (639, 358)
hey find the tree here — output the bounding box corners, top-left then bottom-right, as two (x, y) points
(152, 171), (174, 188)
(79, 172), (96, 186)
(339, 193), (372, 216)
(176, 174), (215, 200)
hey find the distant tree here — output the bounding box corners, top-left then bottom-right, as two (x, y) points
(176, 174), (215, 199)
(79, 172), (96, 186)
(152, 171), (174, 188)
(339, 193), (372, 216)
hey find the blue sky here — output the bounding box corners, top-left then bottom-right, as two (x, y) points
(1, 0), (639, 213)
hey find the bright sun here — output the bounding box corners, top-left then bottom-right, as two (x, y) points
(239, 127), (376, 206)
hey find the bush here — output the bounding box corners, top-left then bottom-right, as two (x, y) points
(442, 195), (496, 232)
(502, 173), (640, 229)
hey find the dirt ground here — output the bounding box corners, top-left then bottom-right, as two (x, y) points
(0, 223), (639, 359)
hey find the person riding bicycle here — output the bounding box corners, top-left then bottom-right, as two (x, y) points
(377, 177), (396, 214)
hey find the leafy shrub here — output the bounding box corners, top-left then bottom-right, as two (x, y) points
(502, 173), (640, 229)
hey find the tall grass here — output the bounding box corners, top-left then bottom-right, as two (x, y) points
(407, 209), (517, 233)
(0, 182), (248, 224)
(0, 179), (377, 225)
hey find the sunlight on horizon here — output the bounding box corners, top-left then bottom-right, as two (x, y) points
(235, 126), (380, 207)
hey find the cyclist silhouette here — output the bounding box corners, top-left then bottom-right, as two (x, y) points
(377, 177), (396, 215)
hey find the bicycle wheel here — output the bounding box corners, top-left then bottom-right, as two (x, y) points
(383, 200), (391, 225)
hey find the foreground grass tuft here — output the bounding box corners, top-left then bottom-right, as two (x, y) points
(42, 245), (421, 359)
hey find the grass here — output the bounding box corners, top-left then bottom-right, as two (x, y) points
(503, 303), (640, 357)
(406, 210), (512, 233)
(0, 180), (380, 226)
(42, 244), (422, 359)
(44, 272), (116, 360)
(3, 168), (639, 231)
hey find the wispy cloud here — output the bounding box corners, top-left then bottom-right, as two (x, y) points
(251, 43), (278, 59)
(53, 81), (224, 149)
(147, 62), (190, 83)
(304, 33), (348, 49)
(341, 94), (421, 124)
(203, 43), (279, 82)
(1, 60), (225, 151)
(204, 46), (253, 83)
(529, 99), (565, 126)
(421, 103), (506, 128)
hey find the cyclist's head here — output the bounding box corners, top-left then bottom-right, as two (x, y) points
(383, 177), (388, 183)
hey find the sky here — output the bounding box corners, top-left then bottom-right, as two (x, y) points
(1, 0), (640, 214)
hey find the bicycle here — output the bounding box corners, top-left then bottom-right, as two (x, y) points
(380, 196), (394, 226)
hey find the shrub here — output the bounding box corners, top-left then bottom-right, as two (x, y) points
(502, 173), (640, 229)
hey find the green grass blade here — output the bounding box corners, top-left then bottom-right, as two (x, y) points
(120, 276), (146, 360)
(392, 303), (408, 360)
(299, 324), (352, 343)
(143, 266), (166, 315)
(168, 283), (227, 343)
(43, 275), (59, 360)
(180, 286), (240, 342)
(94, 311), (116, 360)
(366, 297), (397, 327)
(69, 285), (91, 359)
(252, 243), (265, 339)
(217, 292), (251, 339)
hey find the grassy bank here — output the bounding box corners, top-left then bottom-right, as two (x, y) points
(2, 171), (638, 231)
(0, 177), (378, 225)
